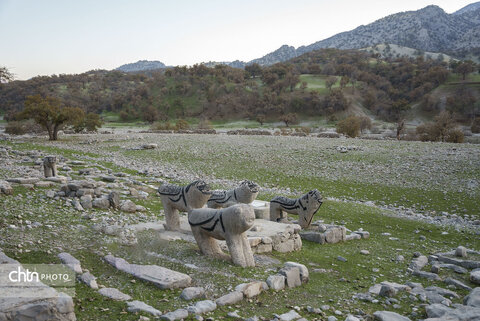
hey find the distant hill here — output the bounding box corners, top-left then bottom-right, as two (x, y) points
(241, 2), (480, 66)
(116, 60), (166, 72)
(361, 44), (455, 62)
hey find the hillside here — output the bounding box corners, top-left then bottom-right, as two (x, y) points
(3, 48), (477, 128)
(361, 44), (454, 62)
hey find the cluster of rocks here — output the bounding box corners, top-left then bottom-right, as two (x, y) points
(227, 129), (272, 136)
(300, 223), (370, 245)
(159, 261), (309, 321)
(53, 179), (145, 213)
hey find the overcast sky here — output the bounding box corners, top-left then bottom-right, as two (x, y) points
(0, 0), (473, 80)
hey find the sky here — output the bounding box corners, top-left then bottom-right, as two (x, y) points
(0, 0), (474, 80)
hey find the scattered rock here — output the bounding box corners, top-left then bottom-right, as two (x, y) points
(187, 300), (217, 314)
(408, 255), (428, 272)
(360, 250), (370, 255)
(58, 252), (82, 274)
(235, 281), (264, 298)
(267, 275), (285, 291)
(373, 311), (411, 321)
(79, 272), (98, 289)
(284, 262), (309, 283)
(98, 287), (132, 301)
(92, 197), (110, 209)
(215, 291), (243, 306)
(444, 277), (472, 291)
(455, 246), (467, 258)
(277, 310), (302, 321)
(279, 267), (301, 288)
(471, 270), (480, 285)
(161, 309), (189, 321)
(180, 287), (205, 301)
(127, 300), (162, 316)
(464, 287), (480, 307)
(108, 191), (120, 209)
(120, 200), (137, 213)
(379, 284), (397, 297)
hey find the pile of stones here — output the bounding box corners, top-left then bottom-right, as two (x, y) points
(300, 222), (369, 245)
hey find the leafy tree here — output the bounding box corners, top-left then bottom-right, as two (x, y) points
(416, 111), (459, 142)
(17, 95), (84, 140)
(325, 76), (337, 91)
(340, 75), (350, 90)
(455, 61), (475, 81)
(471, 117), (480, 133)
(280, 113), (298, 127)
(73, 113), (103, 132)
(245, 63), (262, 78)
(142, 105), (159, 123)
(256, 114), (266, 126)
(0, 66), (14, 83)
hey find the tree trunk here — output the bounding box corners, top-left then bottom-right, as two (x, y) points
(52, 124), (59, 141)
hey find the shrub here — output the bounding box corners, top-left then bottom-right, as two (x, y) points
(197, 118), (213, 130)
(472, 117), (480, 133)
(359, 116), (372, 133)
(279, 113), (298, 127)
(336, 116), (361, 138)
(5, 120), (43, 135)
(151, 121), (174, 130)
(445, 129), (464, 143)
(175, 119), (190, 130)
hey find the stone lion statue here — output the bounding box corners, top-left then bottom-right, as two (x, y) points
(43, 156), (58, 178)
(207, 180), (260, 209)
(270, 189), (323, 229)
(188, 204), (255, 267)
(158, 180), (212, 231)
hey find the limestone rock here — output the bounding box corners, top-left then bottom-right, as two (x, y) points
(161, 309), (189, 321)
(284, 261), (309, 283)
(379, 284), (397, 297)
(98, 287), (131, 301)
(180, 287), (205, 301)
(444, 277), (472, 291)
(277, 310), (302, 321)
(127, 300), (162, 316)
(235, 281), (264, 298)
(464, 287), (480, 307)
(215, 291), (243, 306)
(120, 200), (137, 213)
(80, 272), (98, 289)
(108, 191), (120, 209)
(455, 246), (467, 257)
(80, 195), (93, 209)
(373, 311), (411, 321)
(408, 255), (428, 272)
(0, 180), (13, 195)
(58, 252), (82, 274)
(142, 143), (158, 149)
(267, 275), (285, 291)
(471, 270), (480, 285)
(92, 197), (110, 209)
(412, 270), (441, 281)
(186, 300), (217, 314)
(280, 266), (301, 288)
(104, 255), (191, 289)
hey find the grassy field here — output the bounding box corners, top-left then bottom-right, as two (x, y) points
(0, 133), (479, 320)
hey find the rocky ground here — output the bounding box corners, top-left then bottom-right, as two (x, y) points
(0, 131), (479, 321)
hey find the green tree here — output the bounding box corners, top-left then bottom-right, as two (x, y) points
(18, 95), (84, 140)
(455, 61), (475, 81)
(325, 76), (337, 91)
(0, 66), (14, 83)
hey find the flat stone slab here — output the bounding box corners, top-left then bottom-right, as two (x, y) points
(104, 254), (191, 289)
(6, 177), (40, 184)
(98, 288), (131, 301)
(58, 252), (82, 274)
(127, 217), (302, 253)
(127, 300), (162, 316)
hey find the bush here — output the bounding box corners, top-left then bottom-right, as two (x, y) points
(197, 118), (213, 130)
(279, 113), (298, 127)
(73, 113), (103, 132)
(472, 117), (480, 133)
(295, 126), (311, 135)
(445, 129), (464, 143)
(336, 116), (361, 138)
(175, 119), (190, 130)
(416, 123), (439, 141)
(359, 116), (372, 133)
(5, 120), (43, 135)
(151, 121), (175, 130)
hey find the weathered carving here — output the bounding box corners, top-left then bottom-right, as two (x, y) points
(207, 180), (259, 208)
(270, 189), (323, 229)
(43, 156), (58, 178)
(158, 180), (212, 231)
(188, 204), (255, 267)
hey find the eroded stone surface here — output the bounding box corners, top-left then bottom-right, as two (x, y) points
(127, 300), (162, 316)
(58, 252), (82, 274)
(104, 254), (191, 289)
(215, 291), (243, 306)
(98, 288), (131, 301)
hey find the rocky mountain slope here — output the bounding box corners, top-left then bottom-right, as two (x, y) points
(116, 60), (166, 72)
(116, 2), (480, 71)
